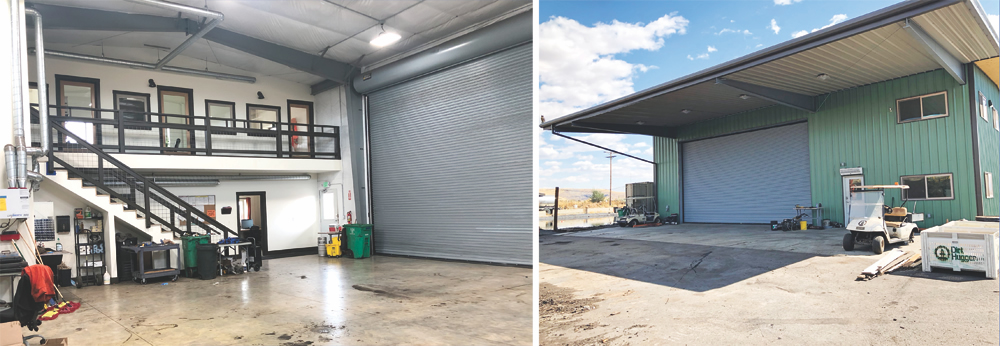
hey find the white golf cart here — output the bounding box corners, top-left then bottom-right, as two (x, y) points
(843, 185), (924, 254)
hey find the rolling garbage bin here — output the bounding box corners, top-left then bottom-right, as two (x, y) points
(196, 244), (219, 280)
(181, 235), (211, 269)
(344, 224), (373, 259)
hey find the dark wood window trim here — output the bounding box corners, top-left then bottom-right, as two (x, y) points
(156, 85), (195, 154)
(287, 99), (315, 158)
(55, 74), (102, 145)
(205, 99), (237, 135)
(245, 103), (281, 137)
(113, 90), (152, 130)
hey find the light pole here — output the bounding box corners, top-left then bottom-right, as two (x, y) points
(604, 151), (615, 208)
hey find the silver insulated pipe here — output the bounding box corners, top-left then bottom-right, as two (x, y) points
(15, 137), (26, 189)
(24, 8), (49, 156)
(4, 145), (16, 189)
(10, 0), (24, 141)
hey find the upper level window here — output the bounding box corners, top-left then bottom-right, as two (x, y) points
(206, 100), (236, 128)
(901, 173), (953, 200)
(897, 91), (947, 123)
(980, 92), (988, 120)
(993, 105), (998, 131)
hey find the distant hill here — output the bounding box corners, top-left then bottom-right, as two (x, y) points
(539, 188), (625, 201)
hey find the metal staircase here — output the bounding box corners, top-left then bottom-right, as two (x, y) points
(44, 118), (237, 242)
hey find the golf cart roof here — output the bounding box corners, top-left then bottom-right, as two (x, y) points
(854, 185), (910, 190)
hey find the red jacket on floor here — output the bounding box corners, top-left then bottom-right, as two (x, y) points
(22, 264), (55, 303)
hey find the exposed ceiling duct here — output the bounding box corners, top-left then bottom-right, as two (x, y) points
(125, 0), (224, 70)
(146, 174), (311, 181)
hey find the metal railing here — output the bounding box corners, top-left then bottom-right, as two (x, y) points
(46, 119), (237, 240)
(37, 105), (340, 159)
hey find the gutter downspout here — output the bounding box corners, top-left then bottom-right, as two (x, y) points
(125, 0), (224, 70)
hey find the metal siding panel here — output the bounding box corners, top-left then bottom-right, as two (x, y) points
(975, 65), (1000, 216)
(654, 136), (680, 217)
(366, 44), (531, 265)
(682, 123), (811, 223)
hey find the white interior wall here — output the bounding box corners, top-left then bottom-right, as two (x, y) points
(32, 180), (118, 280)
(314, 86), (355, 225)
(165, 177), (320, 252)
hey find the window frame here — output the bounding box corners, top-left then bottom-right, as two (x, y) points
(245, 103), (282, 137)
(900, 173), (955, 201)
(979, 92), (988, 120)
(896, 91), (949, 124)
(205, 99), (237, 135)
(992, 105), (998, 132)
(986, 172), (995, 199)
(113, 90), (152, 130)
(287, 99), (315, 157)
(156, 85), (195, 154)
(55, 74), (102, 145)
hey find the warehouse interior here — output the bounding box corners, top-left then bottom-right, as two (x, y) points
(0, 0), (532, 344)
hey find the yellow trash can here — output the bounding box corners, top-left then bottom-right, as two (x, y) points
(800, 221), (808, 230)
(326, 236), (342, 257)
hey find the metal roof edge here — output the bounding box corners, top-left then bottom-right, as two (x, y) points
(963, 0), (1000, 50)
(539, 0), (969, 129)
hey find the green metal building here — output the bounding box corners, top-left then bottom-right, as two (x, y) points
(541, 0), (999, 227)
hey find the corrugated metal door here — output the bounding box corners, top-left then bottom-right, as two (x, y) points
(366, 44), (531, 265)
(682, 122), (811, 223)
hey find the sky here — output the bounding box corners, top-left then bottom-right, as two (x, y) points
(537, 0), (1000, 192)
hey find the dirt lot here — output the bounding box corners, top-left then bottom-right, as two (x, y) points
(539, 224), (1000, 345)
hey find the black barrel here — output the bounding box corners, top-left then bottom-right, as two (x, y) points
(196, 244), (218, 280)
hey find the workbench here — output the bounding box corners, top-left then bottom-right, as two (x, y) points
(120, 244), (180, 284)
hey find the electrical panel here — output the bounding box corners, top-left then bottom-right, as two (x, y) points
(0, 188), (31, 219)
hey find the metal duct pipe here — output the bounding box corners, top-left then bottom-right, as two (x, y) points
(10, 0), (24, 140)
(24, 8), (49, 156)
(124, 0), (224, 69)
(148, 180), (220, 187)
(148, 174), (311, 181)
(4, 145), (17, 189)
(353, 10), (532, 94)
(26, 171), (43, 191)
(33, 49), (257, 83)
(15, 137), (26, 189)
(161, 66), (256, 83)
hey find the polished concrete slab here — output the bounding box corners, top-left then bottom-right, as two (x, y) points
(540, 224), (1000, 345)
(25, 255), (531, 345)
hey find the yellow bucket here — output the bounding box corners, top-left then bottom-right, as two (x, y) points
(326, 236), (342, 257)
(800, 221), (808, 230)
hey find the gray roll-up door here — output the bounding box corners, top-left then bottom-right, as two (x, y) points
(366, 44), (531, 265)
(682, 122), (811, 223)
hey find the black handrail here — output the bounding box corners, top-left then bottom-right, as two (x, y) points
(47, 120), (237, 239)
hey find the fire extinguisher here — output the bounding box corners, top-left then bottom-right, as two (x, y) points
(346, 211), (352, 224)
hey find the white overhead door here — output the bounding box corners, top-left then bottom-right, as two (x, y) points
(366, 44), (532, 265)
(682, 122), (811, 224)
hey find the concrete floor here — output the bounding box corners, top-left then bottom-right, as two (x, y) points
(25, 255), (531, 345)
(540, 224), (1000, 345)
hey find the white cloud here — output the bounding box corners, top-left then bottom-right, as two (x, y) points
(544, 161), (562, 166)
(539, 14), (689, 118)
(791, 30), (809, 38)
(634, 142), (648, 148)
(687, 53), (709, 60)
(988, 14), (998, 35)
(769, 19), (781, 34)
(717, 28), (752, 35)
(707, 45), (718, 52)
(794, 14), (849, 38)
(774, 0), (802, 5)
(756, 43), (764, 48)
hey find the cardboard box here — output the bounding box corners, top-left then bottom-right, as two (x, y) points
(45, 338), (70, 346)
(0, 321), (22, 346)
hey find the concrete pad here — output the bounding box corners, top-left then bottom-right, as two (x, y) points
(25, 255), (531, 345)
(540, 224), (999, 345)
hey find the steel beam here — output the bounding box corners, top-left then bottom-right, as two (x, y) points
(203, 29), (352, 84)
(311, 80), (342, 95)
(28, 4), (190, 32)
(551, 131), (655, 165)
(902, 18), (965, 85)
(571, 122), (674, 138)
(715, 78), (816, 113)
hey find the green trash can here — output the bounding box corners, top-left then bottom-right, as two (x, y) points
(181, 235), (211, 269)
(343, 224), (372, 259)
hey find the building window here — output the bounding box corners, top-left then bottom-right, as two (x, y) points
(205, 100), (236, 134)
(901, 173), (954, 200)
(980, 92), (988, 120)
(987, 172), (995, 199)
(56, 75), (101, 144)
(246, 104), (281, 136)
(897, 91), (948, 123)
(113, 91), (151, 130)
(993, 105), (998, 131)
(157, 86), (194, 153)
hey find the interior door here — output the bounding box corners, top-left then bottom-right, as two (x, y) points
(57, 78), (99, 144)
(158, 88), (193, 154)
(288, 101), (313, 157)
(843, 175), (864, 223)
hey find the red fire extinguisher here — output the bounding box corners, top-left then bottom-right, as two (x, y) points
(346, 211), (352, 224)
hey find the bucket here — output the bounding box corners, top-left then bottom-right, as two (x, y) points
(318, 237), (327, 256)
(800, 221), (808, 230)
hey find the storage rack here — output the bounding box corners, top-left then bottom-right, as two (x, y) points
(74, 210), (106, 287)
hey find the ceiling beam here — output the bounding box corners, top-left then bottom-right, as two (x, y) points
(310, 79), (342, 95)
(27, 4), (354, 85)
(902, 19), (965, 85)
(28, 3), (190, 32)
(571, 122), (675, 138)
(715, 78), (816, 113)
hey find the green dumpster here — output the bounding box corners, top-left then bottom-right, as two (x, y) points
(344, 224), (372, 259)
(181, 235), (211, 269)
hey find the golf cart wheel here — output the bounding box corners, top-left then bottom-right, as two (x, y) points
(618, 223), (627, 228)
(653, 217), (662, 224)
(842, 233), (854, 251)
(628, 220), (637, 227)
(907, 230), (915, 245)
(872, 236), (885, 254)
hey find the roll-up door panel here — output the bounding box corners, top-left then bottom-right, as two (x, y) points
(367, 44), (532, 265)
(682, 123), (811, 224)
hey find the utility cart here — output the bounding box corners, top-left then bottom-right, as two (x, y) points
(842, 185), (923, 254)
(121, 244), (181, 284)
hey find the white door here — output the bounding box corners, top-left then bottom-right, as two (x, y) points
(842, 175), (864, 223)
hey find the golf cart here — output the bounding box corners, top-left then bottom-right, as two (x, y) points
(616, 204), (660, 227)
(842, 184), (924, 254)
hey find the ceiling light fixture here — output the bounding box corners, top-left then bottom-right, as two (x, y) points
(681, 109), (691, 114)
(816, 73), (830, 81)
(370, 24), (401, 47)
(739, 94), (750, 100)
